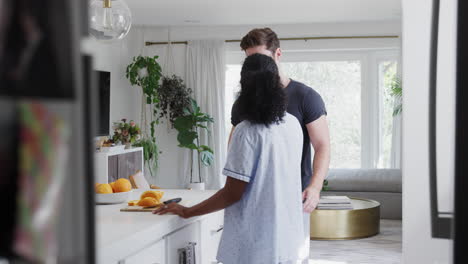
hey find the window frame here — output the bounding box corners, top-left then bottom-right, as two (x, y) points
(373, 51), (402, 168)
(225, 48), (401, 169)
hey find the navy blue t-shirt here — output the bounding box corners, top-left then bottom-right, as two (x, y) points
(231, 79), (327, 190)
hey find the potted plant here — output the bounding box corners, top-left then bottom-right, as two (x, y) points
(174, 99), (214, 190)
(126, 55), (163, 177)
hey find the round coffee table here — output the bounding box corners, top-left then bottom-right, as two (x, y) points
(310, 197), (380, 240)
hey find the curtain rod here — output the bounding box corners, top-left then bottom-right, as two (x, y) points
(145, 35), (399, 46)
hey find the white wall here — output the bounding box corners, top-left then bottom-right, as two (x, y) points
(84, 20), (401, 188)
(402, 0), (453, 263)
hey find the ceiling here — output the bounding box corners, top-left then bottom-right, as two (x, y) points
(127, 0), (402, 26)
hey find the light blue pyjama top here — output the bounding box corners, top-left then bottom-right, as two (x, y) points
(216, 113), (307, 264)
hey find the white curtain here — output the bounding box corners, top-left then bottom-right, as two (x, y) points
(185, 39), (227, 189)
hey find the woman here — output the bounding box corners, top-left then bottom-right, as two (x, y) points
(153, 53), (307, 264)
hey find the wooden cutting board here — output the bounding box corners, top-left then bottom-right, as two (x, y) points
(120, 200), (191, 212)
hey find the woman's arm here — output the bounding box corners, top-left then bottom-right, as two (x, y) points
(152, 177), (248, 218)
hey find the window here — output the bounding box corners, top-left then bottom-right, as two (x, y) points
(378, 60), (398, 168)
(225, 50), (400, 169)
(281, 61), (362, 168)
(225, 64), (242, 136)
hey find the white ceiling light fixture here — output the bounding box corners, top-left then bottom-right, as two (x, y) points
(89, 0), (132, 42)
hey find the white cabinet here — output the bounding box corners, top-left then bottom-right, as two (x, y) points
(200, 212), (224, 264)
(124, 238), (165, 264)
(121, 212), (224, 264)
(98, 190), (223, 264)
(94, 147), (144, 183)
(166, 222), (201, 264)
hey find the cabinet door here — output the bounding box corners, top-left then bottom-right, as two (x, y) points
(166, 223), (200, 264)
(124, 238), (165, 264)
(107, 150), (143, 182)
(200, 212), (224, 264)
(117, 151), (142, 180)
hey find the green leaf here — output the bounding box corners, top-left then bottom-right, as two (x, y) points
(184, 143), (199, 150)
(196, 115), (214, 124)
(183, 108), (191, 115)
(189, 98), (198, 113)
(199, 145), (213, 153)
(150, 121), (156, 140)
(200, 150), (214, 166)
(177, 131), (197, 146)
(174, 116), (194, 131)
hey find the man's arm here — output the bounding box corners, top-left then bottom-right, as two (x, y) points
(302, 115), (330, 213)
(153, 177), (247, 218)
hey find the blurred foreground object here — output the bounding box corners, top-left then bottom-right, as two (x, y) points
(14, 102), (69, 262)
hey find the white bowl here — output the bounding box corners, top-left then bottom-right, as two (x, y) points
(96, 190), (132, 204)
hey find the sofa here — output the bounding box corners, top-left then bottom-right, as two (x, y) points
(321, 169), (402, 220)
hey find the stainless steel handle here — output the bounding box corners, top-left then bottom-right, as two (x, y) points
(211, 225), (223, 235)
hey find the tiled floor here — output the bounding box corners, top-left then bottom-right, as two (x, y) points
(308, 220), (402, 264)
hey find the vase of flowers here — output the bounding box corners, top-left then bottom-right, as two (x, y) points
(112, 119), (141, 148)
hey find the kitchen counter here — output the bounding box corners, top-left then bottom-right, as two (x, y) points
(96, 189), (220, 263)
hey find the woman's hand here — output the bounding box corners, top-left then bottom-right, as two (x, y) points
(152, 178), (247, 219)
(152, 203), (191, 219)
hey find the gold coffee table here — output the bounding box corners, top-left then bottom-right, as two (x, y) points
(310, 197), (380, 240)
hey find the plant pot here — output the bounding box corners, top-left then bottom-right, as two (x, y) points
(124, 142), (132, 149)
(188, 182), (205, 190)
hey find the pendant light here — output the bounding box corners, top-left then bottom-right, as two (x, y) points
(89, 0), (132, 42)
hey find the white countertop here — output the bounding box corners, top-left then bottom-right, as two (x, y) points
(96, 189), (217, 263)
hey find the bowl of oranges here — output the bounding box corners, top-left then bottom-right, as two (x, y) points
(95, 178), (132, 204)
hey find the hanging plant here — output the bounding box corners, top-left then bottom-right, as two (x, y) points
(126, 55), (162, 106)
(125, 55), (163, 177)
(156, 75), (193, 126)
(174, 99), (214, 183)
(132, 138), (160, 177)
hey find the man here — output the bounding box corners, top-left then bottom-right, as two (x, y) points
(230, 27), (331, 258)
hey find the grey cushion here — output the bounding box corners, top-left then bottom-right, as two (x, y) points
(326, 169), (402, 193)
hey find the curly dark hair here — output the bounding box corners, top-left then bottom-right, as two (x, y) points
(236, 53), (286, 126)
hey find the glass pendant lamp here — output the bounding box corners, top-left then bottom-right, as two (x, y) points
(89, 0), (132, 41)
